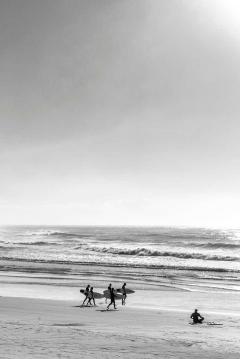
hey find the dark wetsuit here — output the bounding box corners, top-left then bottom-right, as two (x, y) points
(107, 288), (116, 309)
(87, 289), (95, 306)
(191, 311), (204, 324)
(83, 286), (90, 305)
(105, 284), (112, 303)
(122, 285), (127, 305)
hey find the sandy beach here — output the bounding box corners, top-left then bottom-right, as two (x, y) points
(1, 289), (240, 359)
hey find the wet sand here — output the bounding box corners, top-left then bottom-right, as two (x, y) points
(1, 291), (240, 359)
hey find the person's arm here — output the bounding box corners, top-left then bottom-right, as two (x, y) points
(190, 313), (193, 319)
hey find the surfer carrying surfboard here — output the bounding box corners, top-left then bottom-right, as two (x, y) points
(190, 309), (204, 324)
(87, 287), (96, 306)
(82, 284), (90, 305)
(107, 287), (116, 310)
(122, 283), (127, 305)
(105, 283), (112, 303)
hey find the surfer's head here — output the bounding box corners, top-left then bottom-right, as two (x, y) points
(195, 309), (198, 312)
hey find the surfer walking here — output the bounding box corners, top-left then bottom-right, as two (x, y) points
(107, 287), (116, 310)
(122, 283), (127, 305)
(87, 287), (96, 306)
(191, 309), (204, 324)
(82, 284), (90, 306)
(106, 283), (112, 303)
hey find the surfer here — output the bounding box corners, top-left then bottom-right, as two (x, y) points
(191, 309), (204, 324)
(107, 287), (116, 310)
(82, 284), (90, 305)
(105, 283), (112, 303)
(87, 287), (96, 306)
(122, 283), (127, 305)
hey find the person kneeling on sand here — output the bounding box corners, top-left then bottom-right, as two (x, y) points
(191, 309), (204, 324)
(107, 287), (116, 310)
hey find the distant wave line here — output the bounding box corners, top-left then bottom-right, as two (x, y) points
(188, 242), (240, 249)
(1, 256), (239, 273)
(17, 230), (91, 239)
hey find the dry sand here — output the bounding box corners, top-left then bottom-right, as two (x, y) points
(1, 293), (240, 359)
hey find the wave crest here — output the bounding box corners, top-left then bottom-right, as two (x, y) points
(83, 245), (239, 262)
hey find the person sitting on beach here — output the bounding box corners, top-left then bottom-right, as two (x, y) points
(82, 284), (90, 305)
(191, 309), (204, 324)
(107, 287), (116, 310)
(87, 287), (96, 306)
(122, 283), (127, 306)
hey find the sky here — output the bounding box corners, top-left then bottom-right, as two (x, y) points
(0, 0), (240, 227)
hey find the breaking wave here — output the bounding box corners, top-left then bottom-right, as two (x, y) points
(83, 245), (240, 262)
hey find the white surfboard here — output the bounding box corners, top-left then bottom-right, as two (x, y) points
(116, 288), (135, 294)
(80, 289), (104, 299)
(103, 290), (123, 300)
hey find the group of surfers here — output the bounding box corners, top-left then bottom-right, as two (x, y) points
(81, 284), (205, 323)
(82, 282), (127, 310)
(106, 282), (127, 310)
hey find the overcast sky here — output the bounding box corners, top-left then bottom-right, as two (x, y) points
(1, 0), (240, 226)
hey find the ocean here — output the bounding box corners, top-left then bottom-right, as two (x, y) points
(0, 225), (240, 297)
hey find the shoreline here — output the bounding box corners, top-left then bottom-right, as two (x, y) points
(1, 277), (240, 314)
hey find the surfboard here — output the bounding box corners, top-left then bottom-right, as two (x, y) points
(116, 288), (135, 294)
(103, 290), (123, 300)
(80, 289), (104, 299)
(189, 322), (223, 326)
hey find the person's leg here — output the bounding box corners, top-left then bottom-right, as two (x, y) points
(83, 295), (88, 305)
(107, 300), (112, 309)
